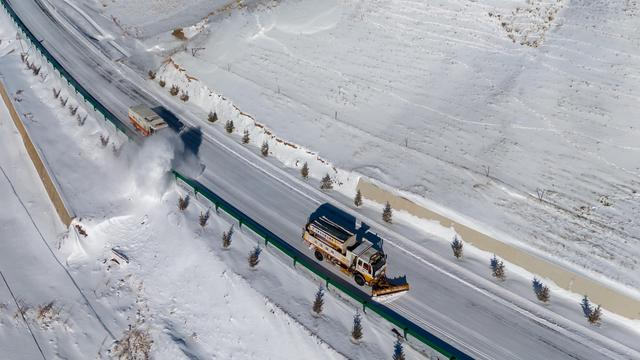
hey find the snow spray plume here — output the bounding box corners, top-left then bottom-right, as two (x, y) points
(125, 132), (180, 199)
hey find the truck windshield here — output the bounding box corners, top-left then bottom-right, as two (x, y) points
(370, 252), (386, 274)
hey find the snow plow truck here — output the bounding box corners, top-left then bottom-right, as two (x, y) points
(128, 104), (167, 136)
(303, 204), (410, 298)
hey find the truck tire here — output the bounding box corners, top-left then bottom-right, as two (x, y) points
(314, 250), (324, 261)
(354, 274), (365, 286)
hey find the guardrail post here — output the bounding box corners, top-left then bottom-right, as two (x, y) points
(362, 301), (367, 313)
(293, 257), (298, 267)
(264, 236), (269, 247)
(403, 327), (408, 340)
(238, 218), (243, 228)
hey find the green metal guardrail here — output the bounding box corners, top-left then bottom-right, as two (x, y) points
(0, 0), (135, 139)
(173, 171), (472, 360)
(1, 1), (473, 358)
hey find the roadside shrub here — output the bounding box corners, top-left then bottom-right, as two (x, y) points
(159, 79), (166, 88)
(351, 312), (363, 341)
(178, 195), (190, 211)
(451, 236), (463, 259)
(490, 255), (505, 280)
(248, 246), (262, 268)
(242, 130), (250, 144)
(532, 278), (550, 303)
(354, 189), (363, 207)
(100, 134), (109, 147)
(581, 295), (602, 325)
(222, 225), (234, 249)
(199, 210), (210, 228)
(261, 141), (269, 156)
(225, 120), (235, 134)
(208, 111), (218, 123)
(300, 162), (309, 179)
(179, 91), (189, 102)
(312, 286), (324, 316)
(170, 85), (179, 96)
(382, 201), (393, 223)
(320, 174), (333, 190)
(148, 70), (156, 80)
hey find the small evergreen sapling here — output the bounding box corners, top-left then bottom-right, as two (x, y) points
(354, 189), (363, 207)
(351, 312), (363, 342)
(451, 235), (463, 259)
(199, 210), (210, 228)
(312, 286), (324, 316)
(208, 111), (218, 123)
(222, 225), (234, 249)
(248, 246), (262, 268)
(242, 130), (250, 144)
(382, 201), (393, 223)
(159, 79), (166, 87)
(392, 339), (405, 360)
(581, 295), (602, 325)
(179, 91), (189, 102)
(178, 195), (190, 211)
(532, 277), (550, 303)
(148, 70), (156, 80)
(170, 85), (180, 96)
(225, 120), (235, 134)
(100, 134), (109, 147)
(261, 141), (269, 156)
(320, 174), (333, 190)
(300, 162), (309, 179)
(490, 255), (505, 280)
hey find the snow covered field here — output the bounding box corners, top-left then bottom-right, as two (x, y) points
(123, 0), (640, 294)
(3, 0), (640, 358)
(0, 15), (427, 358)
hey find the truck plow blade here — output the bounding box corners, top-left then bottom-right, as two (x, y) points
(372, 275), (410, 299)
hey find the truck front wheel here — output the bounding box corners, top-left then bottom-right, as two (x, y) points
(314, 250), (324, 261)
(354, 274), (365, 286)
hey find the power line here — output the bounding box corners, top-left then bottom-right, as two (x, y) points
(0, 269), (47, 360)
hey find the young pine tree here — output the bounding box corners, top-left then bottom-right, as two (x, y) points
(451, 235), (463, 259)
(354, 189), (363, 207)
(261, 141), (269, 156)
(248, 246), (262, 268)
(199, 210), (210, 228)
(242, 130), (250, 144)
(222, 225), (234, 249)
(225, 120), (235, 134)
(178, 195), (190, 211)
(312, 286), (324, 316)
(382, 201), (393, 223)
(351, 312), (363, 342)
(300, 162), (309, 180)
(392, 339), (405, 360)
(490, 255), (505, 280)
(532, 277), (550, 303)
(208, 111), (218, 123)
(581, 295), (602, 325)
(320, 174), (333, 190)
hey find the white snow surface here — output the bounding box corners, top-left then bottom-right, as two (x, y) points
(137, 0), (640, 292)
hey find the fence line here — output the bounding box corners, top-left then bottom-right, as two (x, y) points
(0, 1), (473, 357)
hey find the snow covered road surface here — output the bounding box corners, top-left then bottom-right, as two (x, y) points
(3, 0), (640, 359)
